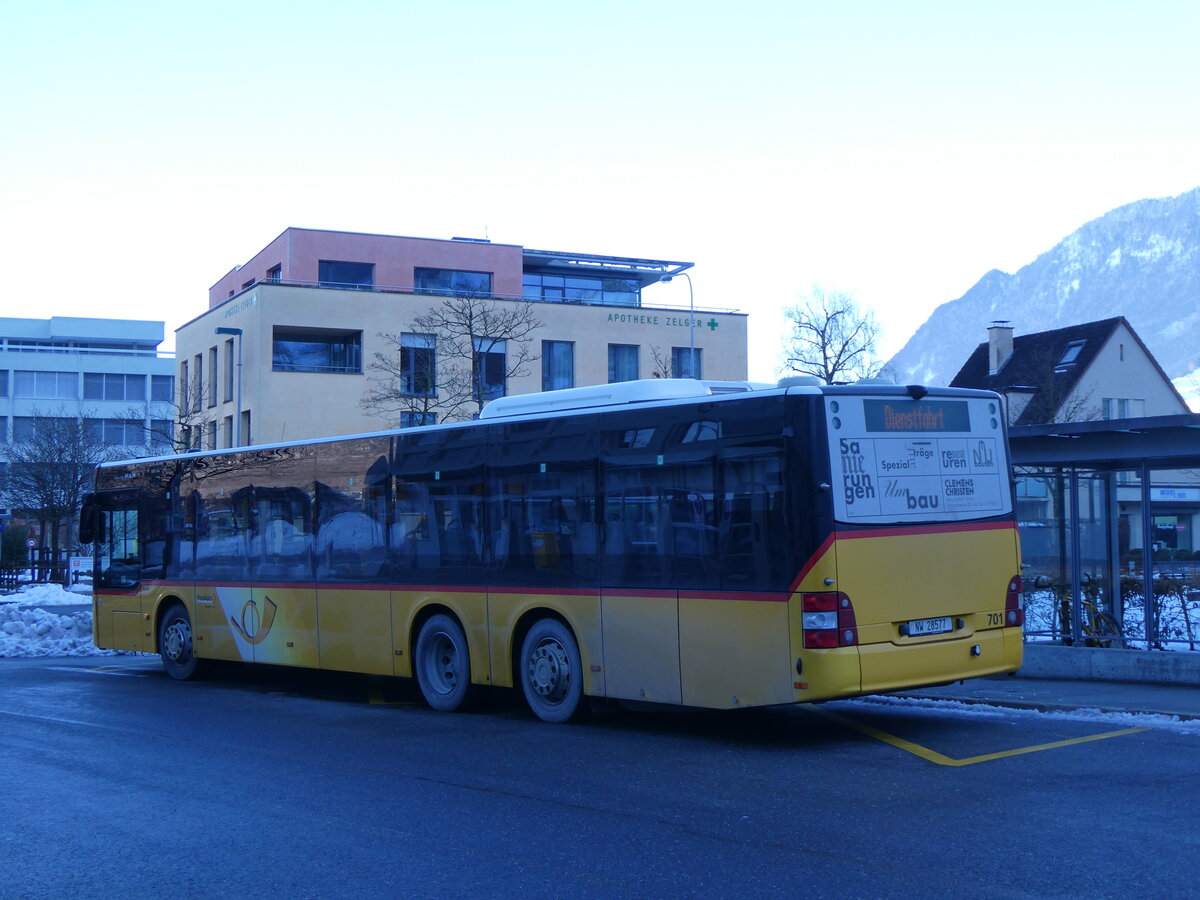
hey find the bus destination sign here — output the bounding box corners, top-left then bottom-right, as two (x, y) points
(863, 399), (970, 433)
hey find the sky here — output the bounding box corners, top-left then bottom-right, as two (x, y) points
(2, 0), (1198, 382)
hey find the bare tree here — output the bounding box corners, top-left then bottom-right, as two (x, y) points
(649, 346), (675, 379)
(6, 409), (113, 557)
(362, 294), (543, 424)
(122, 390), (219, 455)
(782, 286), (882, 384)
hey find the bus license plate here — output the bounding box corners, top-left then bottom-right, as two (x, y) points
(908, 616), (953, 636)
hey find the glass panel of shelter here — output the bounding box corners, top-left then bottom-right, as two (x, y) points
(1017, 464), (1200, 650)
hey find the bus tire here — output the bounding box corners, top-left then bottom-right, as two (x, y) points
(158, 603), (202, 681)
(520, 618), (586, 724)
(414, 614), (472, 712)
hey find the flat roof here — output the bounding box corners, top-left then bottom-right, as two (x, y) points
(1010, 413), (1200, 468)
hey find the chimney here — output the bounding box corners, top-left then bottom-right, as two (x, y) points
(988, 321), (1013, 375)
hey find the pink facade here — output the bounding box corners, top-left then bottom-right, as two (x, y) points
(208, 228), (526, 307)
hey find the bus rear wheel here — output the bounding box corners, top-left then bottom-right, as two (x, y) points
(415, 614), (472, 712)
(158, 603), (202, 680)
(520, 618), (586, 724)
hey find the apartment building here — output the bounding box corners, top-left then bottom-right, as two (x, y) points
(176, 228), (748, 446)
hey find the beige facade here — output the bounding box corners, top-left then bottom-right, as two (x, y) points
(176, 230), (747, 447)
(1063, 319), (1188, 420)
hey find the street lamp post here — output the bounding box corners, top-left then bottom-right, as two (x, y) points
(658, 271), (696, 378)
(215, 327), (243, 446)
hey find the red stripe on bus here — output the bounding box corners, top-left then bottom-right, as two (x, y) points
(486, 586), (602, 598)
(834, 519), (1017, 541)
(790, 532), (836, 593)
(132, 580), (786, 603)
(678, 590), (789, 603)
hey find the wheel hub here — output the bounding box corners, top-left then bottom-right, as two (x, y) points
(528, 640), (570, 702)
(164, 620), (191, 663)
(427, 633), (460, 691)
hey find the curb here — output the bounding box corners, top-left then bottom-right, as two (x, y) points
(1019, 643), (1200, 687)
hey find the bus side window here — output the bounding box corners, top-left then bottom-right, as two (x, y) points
(97, 504), (140, 589)
(719, 444), (794, 591)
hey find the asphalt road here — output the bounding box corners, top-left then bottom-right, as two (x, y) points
(1, 657), (1197, 899)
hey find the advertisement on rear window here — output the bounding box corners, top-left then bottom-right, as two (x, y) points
(827, 395), (1011, 524)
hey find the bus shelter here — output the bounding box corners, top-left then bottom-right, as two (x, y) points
(1009, 413), (1200, 651)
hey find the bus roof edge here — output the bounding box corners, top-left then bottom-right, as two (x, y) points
(479, 379), (714, 419)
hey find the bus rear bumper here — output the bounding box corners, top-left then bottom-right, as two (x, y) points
(857, 625), (1023, 695)
(793, 626), (1023, 703)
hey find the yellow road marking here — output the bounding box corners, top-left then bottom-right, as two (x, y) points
(809, 707), (1147, 767)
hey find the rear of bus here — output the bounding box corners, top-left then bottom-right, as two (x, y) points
(792, 385), (1023, 702)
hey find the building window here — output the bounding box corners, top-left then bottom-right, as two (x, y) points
(400, 333), (436, 396)
(267, 264), (282, 282)
(223, 339), (235, 403)
(151, 375), (174, 403)
(208, 347), (218, 407)
(415, 268), (492, 297)
(89, 418), (143, 446)
(400, 411), (437, 428)
(272, 328), (363, 374)
(318, 260), (374, 288)
(223, 416), (233, 448)
(241, 410), (251, 445)
(83, 373), (146, 403)
(671, 347), (702, 379)
(1102, 398), (1145, 419)
(542, 341), (574, 391)
(150, 419), (173, 451)
(608, 344), (639, 383)
(179, 361), (189, 410)
(1057, 340), (1086, 368)
(523, 273), (639, 307)
(13, 371), (77, 400)
(473, 338), (506, 401)
(12, 417), (37, 442)
(192, 354), (203, 412)
(207, 421), (217, 450)
(0, 371), (7, 398)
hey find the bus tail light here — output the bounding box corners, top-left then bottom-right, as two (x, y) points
(1005, 575), (1024, 627)
(802, 592), (858, 648)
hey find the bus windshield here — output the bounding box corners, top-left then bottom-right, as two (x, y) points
(825, 393), (1012, 525)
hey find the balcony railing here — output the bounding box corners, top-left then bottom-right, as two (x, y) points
(220, 278), (738, 315)
(2, 342), (175, 359)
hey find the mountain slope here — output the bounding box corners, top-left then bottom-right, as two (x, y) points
(889, 187), (1200, 386)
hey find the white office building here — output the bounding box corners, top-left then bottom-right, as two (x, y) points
(1, 316), (176, 518)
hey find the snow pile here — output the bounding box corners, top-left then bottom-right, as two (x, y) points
(0, 583), (122, 658)
(10, 581), (93, 606)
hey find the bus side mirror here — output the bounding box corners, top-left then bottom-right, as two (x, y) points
(79, 495), (98, 544)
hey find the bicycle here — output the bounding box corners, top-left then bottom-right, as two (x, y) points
(1057, 592), (1123, 647)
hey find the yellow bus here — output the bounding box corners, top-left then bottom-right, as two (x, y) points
(81, 379), (1023, 723)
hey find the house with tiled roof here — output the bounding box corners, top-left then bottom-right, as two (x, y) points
(950, 317), (1188, 425)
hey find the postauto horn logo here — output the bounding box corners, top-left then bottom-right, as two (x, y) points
(230, 595), (279, 645)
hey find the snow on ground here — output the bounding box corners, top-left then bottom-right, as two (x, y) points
(0, 582), (126, 658)
(851, 694), (1200, 737)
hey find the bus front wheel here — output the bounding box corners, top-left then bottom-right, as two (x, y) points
(414, 614), (472, 712)
(158, 603), (202, 680)
(520, 618), (586, 724)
